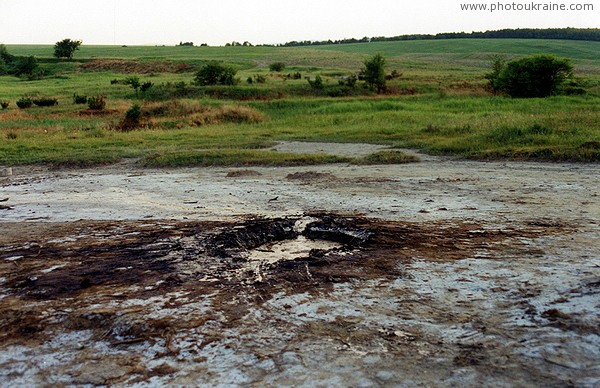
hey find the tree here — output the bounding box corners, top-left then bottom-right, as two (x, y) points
(484, 54), (507, 93)
(194, 62), (237, 86)
(362, 53), (386, 93)
(494, 54), (573, 97)
(54, 39), (82, 60)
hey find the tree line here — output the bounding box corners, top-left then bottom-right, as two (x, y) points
(274, 28), (600, 47)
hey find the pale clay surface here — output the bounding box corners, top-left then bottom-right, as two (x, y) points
(0, 143), (598, 386)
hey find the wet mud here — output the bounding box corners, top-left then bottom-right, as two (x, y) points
(1, 212), (596, 386)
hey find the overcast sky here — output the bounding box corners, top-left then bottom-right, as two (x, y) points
(1, 0), (598, 46)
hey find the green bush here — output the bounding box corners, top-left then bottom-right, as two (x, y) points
(140, 81), (154, 93)
(0, 101), (8, 109)
(73, 93), (88, 104)
(32, 96), (58, 107)
(308, 75), (324, 90)
(194, 62), (237, 86)
(87, 95), (106, 110)
(493, 54), (573, 98)
(16, 97), (33, 109)
(118, 104), (142, 130)
(124, 76), (141, 91)
(362, 53), (387, 93)
(269, 62), (286, 72)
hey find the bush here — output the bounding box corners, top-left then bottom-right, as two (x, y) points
(32, 96), (58, 107)
(16, 97), (33, 109)
(124, 76), (141, 91)
(73, 93), (88, 104)
(308, 75), (324, 90)
(119, 104), (142, 130)
(484, 54), (507, 93)
(140, 81), (154, 93)
(269, 62), (286, 72)
(9, 56), (40, 78)
(362, 53), (387, 93)
(1, 101), (8, 109)
(87, 95), (106, 110)
(338, 74), (357, 88)
(254, 74), (267, 84)
(194, 62), (237, 86)
(493, 54), (573, 98)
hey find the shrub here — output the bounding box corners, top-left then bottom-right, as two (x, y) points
(124, 76), (141, 91)
(140, 81), (154, 93)
(16, 97), (33, 109)
(0, 101), (8, 109)
(269, 62), (286, 72)
(254, 74), (267, 84)
(362, 53), (387, 93)
(484, 54), (507, 93)
(247, 76), (253, 84)
(9, 56), (40, 78)
(308, 75), (324, 90)
(73, 93), (88, 104)
(119, 104), (142, 130)
(32, 96), (58, 107)
(87, 95), (106, 110)
(194, 62), (237, 86)
(494, 54), (573, 98)
(338, 74), (357, 88)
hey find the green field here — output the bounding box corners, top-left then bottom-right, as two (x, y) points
(1, 39), (599, 166)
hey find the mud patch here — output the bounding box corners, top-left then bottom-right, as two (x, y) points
(0, 213), (597, 386)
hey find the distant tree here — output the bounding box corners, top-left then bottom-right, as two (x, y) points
(194, 62), (237, 86)
(54, 39), (82, 60)
(362, 53), (387, 93)
(494, 54), (573, 97)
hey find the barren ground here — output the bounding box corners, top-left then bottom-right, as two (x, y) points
(0, 143), (599, 387)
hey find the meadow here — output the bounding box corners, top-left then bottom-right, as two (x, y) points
(1, 39), (599, 167)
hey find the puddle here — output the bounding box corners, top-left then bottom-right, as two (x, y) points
(246, 217), (343, 282)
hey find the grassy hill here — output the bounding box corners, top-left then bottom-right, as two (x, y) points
(1, 39), (599, 166)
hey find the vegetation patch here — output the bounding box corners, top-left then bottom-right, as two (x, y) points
(138, 100), (265, 129)
(141, 149), (349, 167)
(353, 150), (420, 164)
(80, 60), (194, 74)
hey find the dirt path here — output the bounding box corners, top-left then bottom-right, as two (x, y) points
(0, 144), (599, 386)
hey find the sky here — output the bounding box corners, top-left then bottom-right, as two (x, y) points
(1, 0), (598, 46)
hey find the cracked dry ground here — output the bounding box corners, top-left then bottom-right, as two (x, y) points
(0, 211), (598, 386)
